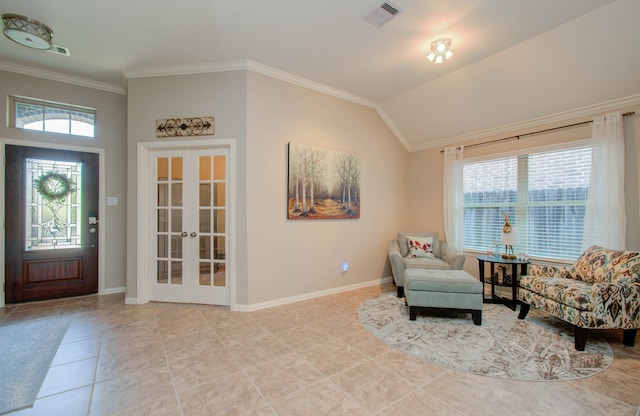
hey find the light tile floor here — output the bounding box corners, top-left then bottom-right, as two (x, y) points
(1, 282), (639, 416)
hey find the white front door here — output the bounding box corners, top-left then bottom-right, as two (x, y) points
(148, 148), (229, 305)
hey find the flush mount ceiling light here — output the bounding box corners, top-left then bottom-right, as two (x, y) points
(426, 38), (453, 64)
(1, 13), (70, 56)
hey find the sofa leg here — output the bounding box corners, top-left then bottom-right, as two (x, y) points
(575, 327), (588, 351)
(471, 310), (482, 326)
(397, 286), (404, 298)
(517, 303), (530, 320)
(623, 329), (637, 347)
(409, 306), (417, 321)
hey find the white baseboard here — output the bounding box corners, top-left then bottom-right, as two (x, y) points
(233, 277), (393, 312)
(100, 286), (126, 295)
(124, 297), (140, 305)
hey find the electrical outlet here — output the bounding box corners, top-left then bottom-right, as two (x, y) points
(341, 261), (349, 273)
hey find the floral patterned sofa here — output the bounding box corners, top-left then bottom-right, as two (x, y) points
(518, 245), (640, 351)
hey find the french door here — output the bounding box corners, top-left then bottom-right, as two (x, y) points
(148, 148), (229, 305)
(5, 145), (99, 303)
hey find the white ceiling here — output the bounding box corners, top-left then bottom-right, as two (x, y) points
(1, 0), (639, 150)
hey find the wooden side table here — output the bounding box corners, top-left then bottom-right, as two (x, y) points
(476, 255), (530, 311)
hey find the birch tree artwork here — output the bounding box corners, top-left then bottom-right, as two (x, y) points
(287, 143), (360, 220)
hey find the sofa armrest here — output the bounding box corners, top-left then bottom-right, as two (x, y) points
(388, 240), (405, 286)
(591, 279), (640, 328)
(439, 240), (465, 270)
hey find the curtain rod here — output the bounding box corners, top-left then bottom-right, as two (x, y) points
(440, 111), (636, 153)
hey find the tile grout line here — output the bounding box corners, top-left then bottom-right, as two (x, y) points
(156, 309), (186, 416)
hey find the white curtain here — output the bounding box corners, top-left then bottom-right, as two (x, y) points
(443, 146), (464, 254)
(582, 111), (626, 250)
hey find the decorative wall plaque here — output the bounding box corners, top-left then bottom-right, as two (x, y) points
(156, 116), (215, 137)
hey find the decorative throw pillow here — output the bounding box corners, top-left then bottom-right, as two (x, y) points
(407, 236), (435, 258)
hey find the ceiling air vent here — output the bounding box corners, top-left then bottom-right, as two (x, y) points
(48, 45), (70, 56)
(364, 2), (402, 28)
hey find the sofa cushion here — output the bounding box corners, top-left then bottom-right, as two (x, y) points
(405, 269), (482, 294)
(568, 245), (640, 284)
(407, 235), (435, 258)
(397, 232), (441, 258)
(519, 275), (594, 311)
(403, 256), (451, 270)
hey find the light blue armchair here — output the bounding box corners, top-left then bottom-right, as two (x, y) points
(388, 232), (466, 297)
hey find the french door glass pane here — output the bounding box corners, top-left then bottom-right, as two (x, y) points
(158, 209), (168, 232)
(171, 209), (182, 233)
(213, 156), (225, 180)
(157, 260), (168, 284)
(214, 264), (226, 287)
(199, 262), (211, 286)
(199, 183), (211, 206)
(200, 209), (211, 233)
(157, 235), (168, 258)
(199, 236), (211, 260)
(171, 183), (183, 206)
(157, 158), (168, 180)
(214, 183), (226, 206)
(214, 208), (225, 233)
(199, 156), (211, 180)
(158, 184), (168, 206)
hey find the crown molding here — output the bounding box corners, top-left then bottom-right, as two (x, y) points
(125, 59), (379, 108)
(244, 60), (377, 109)
(123, 60), (249, 79)
(0, 60), (126, 95)
(409, 94), (640, 152)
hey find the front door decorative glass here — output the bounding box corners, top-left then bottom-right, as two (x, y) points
(26, 158), (82, 251)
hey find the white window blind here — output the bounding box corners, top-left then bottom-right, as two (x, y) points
(463, 145), (592, 261)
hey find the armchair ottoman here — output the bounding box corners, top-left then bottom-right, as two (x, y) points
(518, 245), (640, 351)
(404, 269), (483, 325)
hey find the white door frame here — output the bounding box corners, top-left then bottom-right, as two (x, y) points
(0, 138), (107, 308)
(136, 138), (236, 309)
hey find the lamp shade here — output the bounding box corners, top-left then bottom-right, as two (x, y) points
(500, 228), (518, 259)
(500, 228), (518, 245)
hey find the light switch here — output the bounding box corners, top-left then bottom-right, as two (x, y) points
(107, 197), (118, 206)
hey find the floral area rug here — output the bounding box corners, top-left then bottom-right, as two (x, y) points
(358, 292), (612, 381)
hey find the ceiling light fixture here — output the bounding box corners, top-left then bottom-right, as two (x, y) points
(1, 13), (70, 56)
(426, 38), (453, 64)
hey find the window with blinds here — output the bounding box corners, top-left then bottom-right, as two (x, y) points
(463, 144), (592, 261)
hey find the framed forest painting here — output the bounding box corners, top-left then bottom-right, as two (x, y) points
(287, 143), (360, 220)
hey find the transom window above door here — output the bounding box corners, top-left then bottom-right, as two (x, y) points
(9, 96), (96, 138)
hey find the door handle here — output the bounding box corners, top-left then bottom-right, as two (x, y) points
(190, 232), (197, 237)
(181, 232), (188, 237)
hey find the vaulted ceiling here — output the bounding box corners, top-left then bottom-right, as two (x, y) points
(1, 0), (639, 150)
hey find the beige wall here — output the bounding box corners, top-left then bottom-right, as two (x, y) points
(245, 72), (410, 305)
(126, 71), (248, 301)
(126, 70), (410, 306)
(0, 70), (128, 292)
(409, 105), (640, 279)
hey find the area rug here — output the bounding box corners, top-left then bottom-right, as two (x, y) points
(359, 292), (612, 381)
(0, 317), (71, 414)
